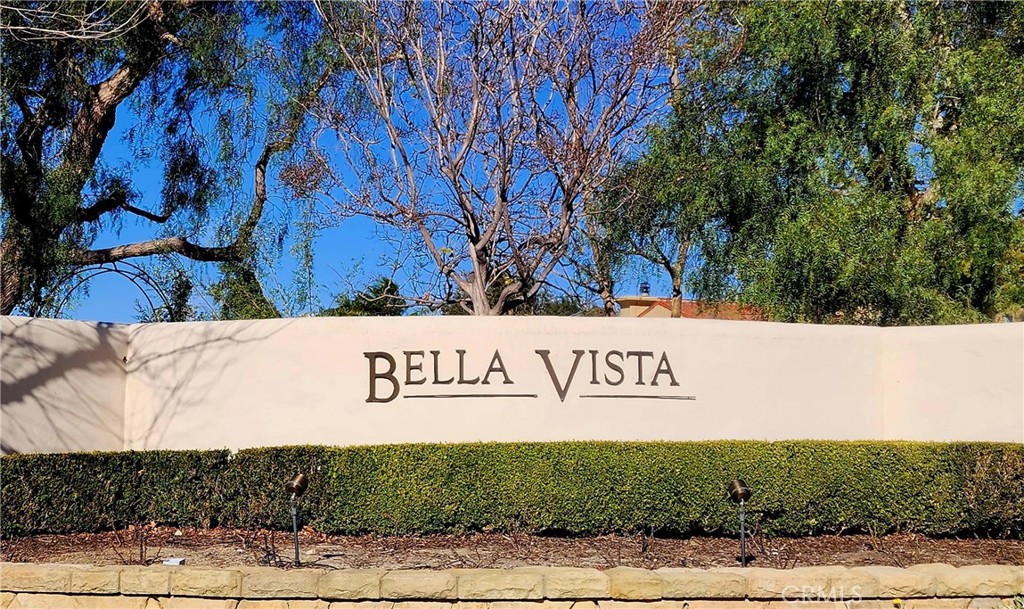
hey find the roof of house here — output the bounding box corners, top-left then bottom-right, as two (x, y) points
(617, 296), (766, 321)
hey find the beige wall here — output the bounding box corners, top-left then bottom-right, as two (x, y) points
(881, 323), (1024, 441)
(0, 316), (127, 453)
(121, 317), (885, 450)
(2, 315), (1021, 453)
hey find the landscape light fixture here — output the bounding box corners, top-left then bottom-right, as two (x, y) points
(727, 479), (752, 567)
(284, 473), (308, 566)
(639, 281), (651, 296)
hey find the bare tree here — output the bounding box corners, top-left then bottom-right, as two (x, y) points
(0, 1), (151, 42)
(311, 0), (691, 315)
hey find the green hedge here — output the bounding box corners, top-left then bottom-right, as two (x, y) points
(3, 442), (1022, 538)
(1, 449), (229, 536)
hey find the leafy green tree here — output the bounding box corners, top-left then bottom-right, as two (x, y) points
(614, 1), (1024, 324)
(321, 277), (406, 317)
(135, 268), (199, 323)
(207, 262), (282, 321)
(595, 110), (731, 318)
(588, 5), (740, 317)
(0, 1), (351, 317)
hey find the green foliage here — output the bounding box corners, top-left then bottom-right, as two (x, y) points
(731, 2), (1024, 324)
(219, 445), (332, 531)
(593, 15), (739, 305)
(441, 286), (598, 316)
(616, 1), (1024, 325)
(0, 2), (250, 313)
(135, 268), (200, 323)
(207, 262), (281, 320)
(0, 450), (229, 536)
(321, 277), (407, 317)
(3, 442), (1022, 538)
(1, 2), (354, 318)
(520, 292), (601, 317)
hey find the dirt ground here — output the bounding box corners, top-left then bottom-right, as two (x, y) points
(2, 527), (1022, 570)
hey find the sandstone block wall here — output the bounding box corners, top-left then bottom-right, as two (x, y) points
(2, 563), (1022, 609)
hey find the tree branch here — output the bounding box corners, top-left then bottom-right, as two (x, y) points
(73, 238), (236, 266)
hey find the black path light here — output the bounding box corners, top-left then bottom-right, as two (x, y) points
(284, 473), (309, 566)
(727, 479), (752, 567)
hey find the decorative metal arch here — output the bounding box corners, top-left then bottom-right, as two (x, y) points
(33, 261), (174, 320)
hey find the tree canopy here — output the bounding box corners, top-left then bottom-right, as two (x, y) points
(603, 1), (1024, 324)
(3, 1), (1022, 324)
(320, 277), (406, 317)
(309, 0), (690, 315)
(0, 1), (350, 317)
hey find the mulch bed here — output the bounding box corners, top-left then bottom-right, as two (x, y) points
(2, 528), (1021, 570)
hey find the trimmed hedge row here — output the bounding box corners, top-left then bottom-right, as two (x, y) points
(2, 442), (1022, 538)
(1, 449), (229, 536)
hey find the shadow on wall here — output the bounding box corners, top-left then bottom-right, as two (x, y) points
(0, 317), (289, 454)
(1, 317), (126, 454)
(123, 320), (290, 450)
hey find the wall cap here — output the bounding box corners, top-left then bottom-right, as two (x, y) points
(2, 563), (1021, 601)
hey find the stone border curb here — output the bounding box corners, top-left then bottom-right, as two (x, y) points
(1, 563), (1021, 602)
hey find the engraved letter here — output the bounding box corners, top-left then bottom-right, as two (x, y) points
(431, 350), (454, 384)
(604, 350), (624, 386)
(625, 351), (654, 385)
(404, 351), (426, 385)
(651, 352), (680, 387)
(457, 349), (480, 384)
(365, 352), (399, 403)
(482, 350), (513, 385)
(536, 349), (585, 402)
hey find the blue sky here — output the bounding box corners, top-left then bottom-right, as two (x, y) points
(66, 112), (663, 323)
(67, 113), (394, 323)
(57, 15), (669, 323)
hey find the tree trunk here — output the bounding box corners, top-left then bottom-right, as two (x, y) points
(669, 238), (691, 318)
(670, 277), (683, 318)
(468, 279), (493, 316)
(599, 279), (617, 316)
(0, 238), (25, 315)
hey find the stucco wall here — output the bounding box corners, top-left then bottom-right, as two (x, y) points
(122, 317), (886, 450)
(0, 316), (127, 454)
(1, 315), (1021, 453)
(882, 323), (1024, 441)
